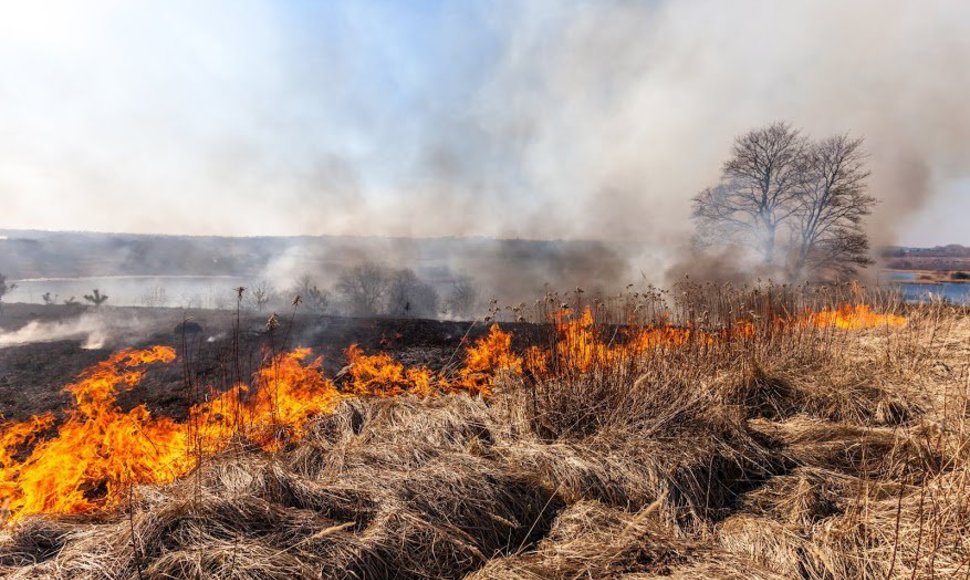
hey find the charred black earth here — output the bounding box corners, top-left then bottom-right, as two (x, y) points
(0, 303), (547, 423)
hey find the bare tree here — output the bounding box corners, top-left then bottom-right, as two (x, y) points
(293, 274), (332, 313)
(335, 262), (390, 316)
(386, 269), (439, 318)
(790, 134), (876, 280)
(445, 277), (479, 319)
(693, 122), (876, 280)
(693, 122), (809, 265)
(83, 289), (109, 307)
(249, 280), (274, 312)
(42, 292), (58, 306)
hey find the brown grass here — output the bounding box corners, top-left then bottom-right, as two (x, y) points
(1, 286), (968, 579)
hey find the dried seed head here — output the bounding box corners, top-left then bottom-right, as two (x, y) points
(265, 313), (280, 330)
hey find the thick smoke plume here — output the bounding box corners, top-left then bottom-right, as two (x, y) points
(2, 0), (968, 286)
(465, 0), (970, 253)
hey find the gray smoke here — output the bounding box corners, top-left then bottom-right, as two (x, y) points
(453, 0), (970, 252)
(2, 0), (969, 288)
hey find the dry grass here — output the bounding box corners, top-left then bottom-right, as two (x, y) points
(1, 287), (968, 579)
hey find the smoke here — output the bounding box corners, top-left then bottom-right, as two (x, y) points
(2, 0), (969, 283)
(258, 236), (637, 310)
(0, 313), (110, 349)
(663, 243), (753, 286)
(461, 0), (970, 249)
(0, 308), (173, 349)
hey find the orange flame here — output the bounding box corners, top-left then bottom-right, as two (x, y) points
(0, 346), (349, 522)
(459, 324), (522, 393)
(189, 348), (342, 453)
(0, 347), (184, 520)
(550, 308), (701, 373)
(808, 304), (907, 330)
(0, 303), (905, 523)
(345, 344), (438, 397)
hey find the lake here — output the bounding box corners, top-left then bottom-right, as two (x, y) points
(6, 275), (252, 309)
(897, 282), (970, 305)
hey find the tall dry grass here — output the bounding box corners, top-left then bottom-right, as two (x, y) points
(1, 284), (967, 579)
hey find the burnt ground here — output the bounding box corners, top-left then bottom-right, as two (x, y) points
(0, 303), (550, 423)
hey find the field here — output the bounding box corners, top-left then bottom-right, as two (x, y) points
(0, 286), (968, 579)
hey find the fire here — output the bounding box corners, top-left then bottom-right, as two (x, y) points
(343, 325), (521, 396)
(540, 303), (905, 374)
(0, 338), (507, 523)
(808, 303), (907, 330)
(0, 302), (905, 523)
(188, 348), (342, 453)
(0, 346), (185, 521)
(345, 345), (438, 396)
(549, 308), (699, 373)
(0, 347), (347, 522)
(459, 324), (522, 392)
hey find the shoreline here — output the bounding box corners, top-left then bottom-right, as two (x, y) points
(882, 269), (970, 285)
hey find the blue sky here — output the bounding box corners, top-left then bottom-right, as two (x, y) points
(0, 0), (967, 247)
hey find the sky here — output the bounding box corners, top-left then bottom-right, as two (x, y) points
(0, 0), (968, 247)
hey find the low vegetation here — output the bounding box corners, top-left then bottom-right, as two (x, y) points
(0, 285), (967, 578)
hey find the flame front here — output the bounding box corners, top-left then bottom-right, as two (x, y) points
(0, 346), (348, 522)
(807, 303), (907, 330)
(0, 303), (904, 523)
(0, 346), (183, 520)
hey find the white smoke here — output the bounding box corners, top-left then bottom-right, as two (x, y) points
(0, 313), (109, 349)
(1, 0), (968, 259)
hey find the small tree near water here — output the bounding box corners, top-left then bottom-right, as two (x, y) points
(84, 289), (109, 307)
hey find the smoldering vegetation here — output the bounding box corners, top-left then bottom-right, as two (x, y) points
(1, 290), (967, 578)
(0, 306), (187, 352)
(0, 313), (113, 350)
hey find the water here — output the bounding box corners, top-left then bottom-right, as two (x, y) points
(897, 282), (970, 305)
(877, 271), (970, 304)
(7, 275), (251, 309)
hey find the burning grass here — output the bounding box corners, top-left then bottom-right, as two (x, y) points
(0, 285), (966, 578)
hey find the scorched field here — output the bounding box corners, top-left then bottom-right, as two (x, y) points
(0, 284), (967, 579)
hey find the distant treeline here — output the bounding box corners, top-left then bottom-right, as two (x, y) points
(0, 230), (640, 308)
(0, 230), (297, 278)
(882, 245), (970, 258)
(881, 245), (970, 271)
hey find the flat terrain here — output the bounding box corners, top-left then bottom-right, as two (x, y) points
(0, 302), (544, 422)
(1, 299), (968, 579)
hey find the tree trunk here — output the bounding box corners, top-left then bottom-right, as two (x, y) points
(763, 222), (776, 266)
